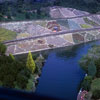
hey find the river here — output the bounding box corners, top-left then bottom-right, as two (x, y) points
(35, 40), (100, 100)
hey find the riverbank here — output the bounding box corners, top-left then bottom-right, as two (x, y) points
(78, 45), (100, 100)
(35, 40), (100, 100)
(0, 43), (46, 92)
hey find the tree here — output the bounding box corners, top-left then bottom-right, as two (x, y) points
(0, 43), (7, 55)
(37, 8), (41, 18)
(35, 55), (44, 75)
(81, 76), (92, 91)
(91, 78), (100, 99)
(26, 52), (36, 73)
(95, 58), (100, 77)
(25, 12), (30, 19)
(17, 0), (24, 8)
(54, 1), (61, 6)
(9, 53), (15, 61)
(0, 13), (3, 20)
(88, 61), (97, 78)
(0, 55), (31, 89)
(26, 74), (35, 91)
(83, 0), (96, 4)
(79, 55), (92, 73)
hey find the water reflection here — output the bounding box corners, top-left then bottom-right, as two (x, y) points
(55, 45), (82, 59)
(36, 40), (100, 100)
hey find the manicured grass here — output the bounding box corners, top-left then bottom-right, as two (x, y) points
(84, 18), (99, 27)
(80, 24), (92, 28)
(17, 33), (31, 39)
(0, 28), (16, 42)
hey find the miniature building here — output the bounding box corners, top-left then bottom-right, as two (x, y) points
(47, 21), (61, 32)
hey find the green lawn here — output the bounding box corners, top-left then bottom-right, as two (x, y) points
(0, 28), (16, 42)
(84, 18), (99, 27)
(80, 24), (92, 28)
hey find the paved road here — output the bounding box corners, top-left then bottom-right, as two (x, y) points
(3, 26), (100, 44)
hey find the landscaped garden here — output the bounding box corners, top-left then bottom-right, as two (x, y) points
(79, 45), (100, 100)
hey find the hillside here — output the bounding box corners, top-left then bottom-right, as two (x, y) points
(0, 0), (100, 21)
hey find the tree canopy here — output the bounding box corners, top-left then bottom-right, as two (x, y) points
(26, 52), (36, 74)
(0, 42), (7, 55)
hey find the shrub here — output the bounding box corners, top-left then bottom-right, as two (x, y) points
(35, 55), (44, 75)
(95, 58), (100, 77)
(26, 74), (35, 91)
(88, 61), (97, 78)
(16, 73), (28, 89)
(79, 55), (92, 73)
(91, 78), (100, 99)
(25, 12), (30, 19)
(81, 76), (92, 91)
(0, 43), (7, 55)
(0, 55), (31, 89)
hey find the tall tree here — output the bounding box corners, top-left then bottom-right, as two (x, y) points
(9, 53), (15, 61)
(26, 52), (36, 73)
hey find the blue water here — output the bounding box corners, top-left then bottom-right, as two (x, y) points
(68, 19), (81, 30)
(35, 40), (100, 100)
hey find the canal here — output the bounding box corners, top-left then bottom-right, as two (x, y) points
(35, 40), (100, 100)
